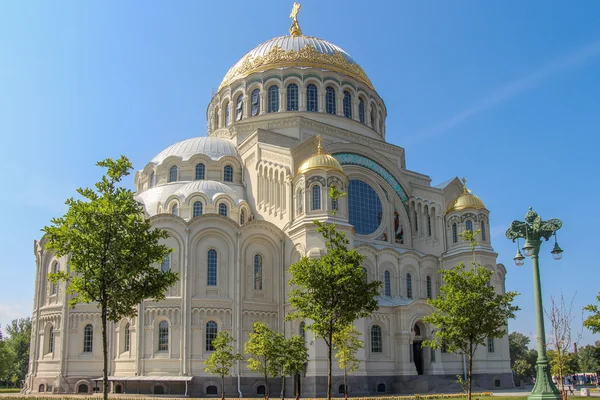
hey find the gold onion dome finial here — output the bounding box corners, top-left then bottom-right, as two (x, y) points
(289, 2), (302, 36)
(446, 177), (487, 213)
(297, 135), (344, 174)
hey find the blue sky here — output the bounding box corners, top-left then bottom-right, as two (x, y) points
(1, 0), (599, 347)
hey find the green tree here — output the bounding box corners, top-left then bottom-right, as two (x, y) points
(204, 331), (244, 400)
(4, 318), (31, 388)
(583, 293), (600, 334)
(333, 324), (363, 399)
(422, 230), (519, 400)
(279, 335), (308, 400)
(43, 156), (178, 400)
(577, 344), (600, 373)
(245, 322), (283, 399)
(509, 332), (530, 369)
(287, 187), (381, 400)
(0, 323), (11, 387)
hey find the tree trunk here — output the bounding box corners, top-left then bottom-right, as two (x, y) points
(101, 301), (109, 400)
(265, 372), (269, 400)
(281, 375), (285, 400)
(344, 368), (348, 400)
(221, 373), (225, 400)
(295, 374), (299, 400)
(468, 344), (473, 400)
(327, 332), (333, 400)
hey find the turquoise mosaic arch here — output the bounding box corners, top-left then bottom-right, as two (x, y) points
(333, 153), (409, 205)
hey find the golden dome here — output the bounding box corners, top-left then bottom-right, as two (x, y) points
(297, 136), (344, 175)
(446, 179), (487, 213)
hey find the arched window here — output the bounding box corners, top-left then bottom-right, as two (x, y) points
(358, 98), (365, 123)
(297, 189), (304, 215)
(343, 90), (352, 118)
(124, 323), (130, 352)
(251, 88), (260, 116)
(195, 163), (205, 180)
(370, 105), (375, 128)
(83, 324), (93, 352)
(193, 201), (203, 217)
(51, 262), (59, 295)
(414, 210), (418, 232)
(452, 223), (458, 243)
(39, 384), (45, 393)
(206, 386), (218, 395)
(481, 221), (487, 241)
(312, 185), (321, 210)
(371, 325), (382, 353)
(414, 324), (421, 336)
(48, 326), (54, 353)
(306, 83), (318, 112)
(161, 254), (170, 272)
(299, 321), (306, 343)
(158, 320), (168, 351)
(218, 203), (228, 217)
(466, 220), (473, 232)
(406, 273), (412, 299)
(426, 276), (432, 299)
(224, 102), (230, 126)
(207, 249), (217, 286)
(384, 271), (391, 297)
(254, 254), (263, 290)
(362, 267), (368, 283)
(224, 165), (233, 182)
(149, 171), (155, 188)
(268, 85), (279, 113)
(168, 166), (177, 182)
(171, 204), (178, 216)
(287, 83), (298, 111)
(325, 86), (336, 114)
(206, 321), (218, 351)
(427, 214), (432, 237)
(240, 210), (245, 225)
(78, 384), (89, 394)
(235, 94), (244, 121)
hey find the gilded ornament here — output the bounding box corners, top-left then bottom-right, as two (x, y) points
(289, 2), (302, 37)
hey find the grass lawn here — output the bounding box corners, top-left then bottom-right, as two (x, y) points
(0, 388), (21, 393)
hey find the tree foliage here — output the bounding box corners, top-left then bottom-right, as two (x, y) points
(204, 331), (243, 400)
(577, 344), (600, 373)
(244, 322), (283, 399)
(423, 230), (519, 400)
(0, 318), (32, 387)
(279, 335), (308, 400)
(583, 293), (600, 334)
(287, 187), (380, 400)
(333, 324), (363, 399)
(509, 332), (537, 383)
(42, 156), (178, 400)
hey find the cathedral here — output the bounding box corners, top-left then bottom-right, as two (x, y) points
(26, 4), (511, 397)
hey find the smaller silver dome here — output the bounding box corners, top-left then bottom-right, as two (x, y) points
(151, 137), (239, 165)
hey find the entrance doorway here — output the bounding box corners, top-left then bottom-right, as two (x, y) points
(413, 341), (423, 375)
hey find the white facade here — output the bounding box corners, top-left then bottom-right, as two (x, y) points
(26, 24), (512, 397)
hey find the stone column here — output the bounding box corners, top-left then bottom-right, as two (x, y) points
(299, 87), (306, 111)
(259, 91), (267, 115)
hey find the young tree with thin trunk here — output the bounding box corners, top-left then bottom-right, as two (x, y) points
(423, 230), (519, 400)
(245, 322), (283, 399)
(204, 331), (244, 400)
(43, 156), (178, 400)
(287, 187), (381, 400)
(333, 324), (363, 399)
(279, 335), (308, 400)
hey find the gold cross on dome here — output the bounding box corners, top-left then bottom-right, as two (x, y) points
(461, 177), (468, 193)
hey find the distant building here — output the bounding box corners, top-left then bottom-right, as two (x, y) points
(26, 5), (511, 397)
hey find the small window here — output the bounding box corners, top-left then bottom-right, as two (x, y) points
(256, 385), (266, 395)
(406, 273), (412, 299)
(371, 325), (382, 353)
(161, 254), (170, 272)
(358, 98), (365, 123)
(224, 165), (233, 182)
(51, 262), (59, 295)
(206, 321), (218, 351)
(384, 271), (391, 297)
(287, 83), (298, 111)
(427, 214), (432, 237)
(466, 220), (473, 232)
(414, 210), (418, 232)
(299, 321), (306, 343)
(377, 383), (386, 393)
(312, 185), (321, 210)
(325, 86), (336, 114)
(196, 163), (205, 180)
(251, 88), (260, 116)
(240, 210), (245, 225)
(268, 86), (279, 113)
(48, 326), (54, 353)
(370, 105), (375, 128)
(426, 276), (432, 299)
(343, 90), (352, 118)
(149, 171), (155, 188)
(83, 324), (93, 352)
(225, 102), (230, 126)
(207, 249), (217, 286)
(235, 94), (243, 121)
(124, 323), (130, 352)
(39, 384), (45, 393)
(158, 321), (168, 351)
(452, 223), (458, 243)
(481, 221), (487, 241)
(193, 201), (203, 217)
(172, 204), (178, 216)
(78, 384), (89, 394)
(218, 203), (228, 217)
(168, 166), (177, 183)
(488, 338), (495, 353)
(254, 254), (263, 290)
(206, 385), (218, 395)
(306, 84), (318, 112)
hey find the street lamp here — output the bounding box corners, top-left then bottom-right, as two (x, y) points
(506, 207), (563, 400)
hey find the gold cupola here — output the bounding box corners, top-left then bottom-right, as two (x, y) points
(446, 178), (487, 213)
(297, 136), (344, 175)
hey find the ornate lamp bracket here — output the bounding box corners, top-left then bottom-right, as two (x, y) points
(505, 207), (562, 242)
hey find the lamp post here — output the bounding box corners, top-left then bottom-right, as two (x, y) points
(506, 207), (563, 400)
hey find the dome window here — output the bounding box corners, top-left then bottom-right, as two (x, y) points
(219, 203), (228, 217)
(287, 83), (298, 111)
(195, 163), (205, 180)
(325, 86), (336, 114)
(172, 204), (178, 216)
(343, 90), (352, 119)
(466, 220), (473, 232)
(207, 250), (218, 287)
(240, 210), (245, 225)
(225, 102), (230, 126)
(358, 98), (365, 124)
(168, 166), (178, 183)
(306, 84), (318, 112)
(370, 105), (375, 128)
(193, 201), (203, 217)
(347, 180), (383, 235)
(223, 165), (233, 182)
(481, 221), (487, 241)
(150, 171), (155, 188)
(452, 223), (458, 243)
(312, 185), (321, 210)
(251, 89), (260, 116)
(268, 85), (279, 113)
(235, 94), (244, 121)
